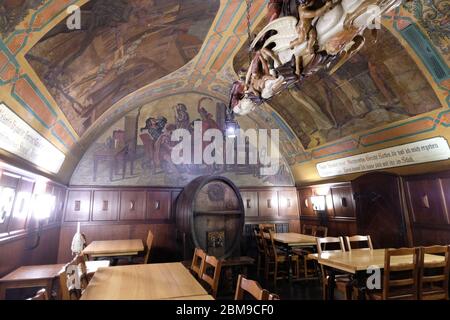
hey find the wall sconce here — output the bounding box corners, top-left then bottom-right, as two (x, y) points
(310, 195), (326, 211)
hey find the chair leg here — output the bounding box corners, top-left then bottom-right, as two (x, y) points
(273, 262), (278, 288)
(256, 254), (261, 278)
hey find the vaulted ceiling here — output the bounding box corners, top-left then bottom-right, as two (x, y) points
(0, 0), (449, 184)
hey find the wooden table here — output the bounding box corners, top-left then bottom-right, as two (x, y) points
(83, 239), (144, 258)
(270, 233), (317, 247)
(164, 295), (214, 300)
(309, 249), (445, 274)
(266, 233), (317, 286)
(0, 264), (65, 300)
(81, 262), (208, 300)
(309, 249), (446, 299)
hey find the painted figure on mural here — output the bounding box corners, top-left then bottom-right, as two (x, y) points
(174, 103), (190, 130)
(154, 124), (180, 175)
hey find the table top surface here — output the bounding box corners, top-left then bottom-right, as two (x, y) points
(270, 233), (317, 246)
(0, 264), (66, 282)
(83, 239), (144, 255)
(81, 262), (208, 300)
(309, 249), (446, 274)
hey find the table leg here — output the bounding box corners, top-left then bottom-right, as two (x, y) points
(327, 268), (336, 300)
(355, 272), (367, 300)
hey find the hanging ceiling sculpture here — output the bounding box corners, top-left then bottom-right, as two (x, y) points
(230, 0), (404, 116)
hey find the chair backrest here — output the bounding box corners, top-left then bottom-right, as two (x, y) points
(302, 224), (314, 235)
(143, 230), (154, 264)
(234, 274), (269, 300)
(59, 254), (89, 300)
(28, 288), (49, 300)
(253, 229), (264, 254)
(383, 248), (419, 300)
(316, 236), (345, 254)
(190, 248), (206, 278)
(200, 255), (222, 298)
(259, 223), (275, 232)
(418, 245), (450, 300)
(265, 230), (281, 259)
(345, 235), (373, 251)
(313, 226), (328, 238)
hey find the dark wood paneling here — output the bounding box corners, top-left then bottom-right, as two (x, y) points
(278, 190), (299, 218)
(406, 178), (448, 225)
(119, 191), (146, 221)
(57, 223), (177, 264)
(92, 190), (119, 221)
(435, 178), (450, 223)
(147, 191), (171, 221)
(64, 190), (91, 222)
(0, 226), (60, 278)
(353, 172), (407, 248)
(258, 191), (279, 217)
(298, 188), (315, 217)
(331, 185), (356, 219)
(240, 191), (258, 217)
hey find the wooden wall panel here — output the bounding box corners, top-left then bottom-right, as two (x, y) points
(119, 191), (146, 221)
(92, 190), (119, 221)
(278, 190), (299, 218)
(258, 191), (278, 217)
(298, 188), (315, 217)
(406, 178), (448, 225)
(331, 185), (355, 219)
(0, 226), (60, 278)
(64, 190), (91, 222)
(147, 191), (171, 221)
(240, 191), (258, 217)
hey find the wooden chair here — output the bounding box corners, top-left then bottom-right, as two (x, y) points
(295, 225), (328, 279)
(59, 255), (89, 300)
(200, 255), (222, 298)
(367, 248), (420, 300)
(262, 230), (299, 287)
(302, 224), (314, 235)
(259, 223), (276, 232)
(316, 236), (353, 300)
(345, 235), (373, 251)
(190, 248), (207, 279)
(253, 229), (265, 278)
(143, 230), (154, 264)
(27, 288), (49, 300)
(418, 245), (450, 300)
(234, 274), (269, 300)
(313, 226), (328, 237)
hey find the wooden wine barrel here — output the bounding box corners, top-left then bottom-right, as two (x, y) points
(176, 176), (245, 259)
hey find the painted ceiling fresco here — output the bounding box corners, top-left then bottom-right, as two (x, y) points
(26, 0), (220, 136)
(70, 93), (295, 187)
(0, 0), (45, 38)
(235, 24), (442, 149)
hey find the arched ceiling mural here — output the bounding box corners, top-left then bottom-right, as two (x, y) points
(0, 0), (448, 185)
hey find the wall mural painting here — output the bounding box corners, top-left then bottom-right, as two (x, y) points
(70, 94), (295, 187)
(0, 0), (45, 38)
(26, 0), (220, 136)
(267, 26), (443, 149)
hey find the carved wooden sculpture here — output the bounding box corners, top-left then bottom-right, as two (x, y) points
(231, 0), (404, 116)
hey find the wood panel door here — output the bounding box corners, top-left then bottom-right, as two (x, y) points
(147, 191), (171, 221)
(119, 191), (146, 221)
(240, 191), (258, 217)
(352, 172), (407, 248)
(278, 190), (299, 218)
(92, 190), (119, 221)
(298, 188), (315, 217)
(331, 185), (355, 219)
(65, 190), (91, 222)
(258, 191), (279, 217)
(406, 178), (448, 225)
